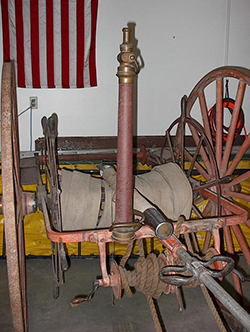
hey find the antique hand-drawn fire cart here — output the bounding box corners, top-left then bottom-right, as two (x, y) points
(2, 27), (250, 332)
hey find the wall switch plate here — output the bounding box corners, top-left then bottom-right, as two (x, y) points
(30, 96), (38, 109)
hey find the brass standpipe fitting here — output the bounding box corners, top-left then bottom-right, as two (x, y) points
(116, 28), (140, 84)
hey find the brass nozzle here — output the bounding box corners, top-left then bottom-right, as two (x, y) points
(117, 27), (139, 83)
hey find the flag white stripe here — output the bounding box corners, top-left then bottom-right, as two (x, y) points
(84, 0), (92, 87)
(69, 0), (76, 88)
(39, 0), (47, 88)
(2, 0), (97, 88)
(8, 0), (17, 67)
(22, 0), (32, 88)
(53, 0), (62, 88)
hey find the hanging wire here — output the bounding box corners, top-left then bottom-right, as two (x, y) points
(18, 105), (31, 117)
(30, 104), (33, 151)
(224, 0), (231, 66)
(0, 101), (35, 150)
(0, 105), (31, 122)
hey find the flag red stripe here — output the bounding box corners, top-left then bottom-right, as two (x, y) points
(61, 0), (69, 88)
(15, 0), (25, 87)
(30, 0), (40, 88)
(46, 0), (55, 88)
(76, 0), (84, 88)
(1, 0), (98, 88)
(89, 0), (98, 87)
(1, 0), (10, 62)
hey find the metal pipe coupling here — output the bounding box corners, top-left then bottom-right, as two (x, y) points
(143, 207), (174, 240)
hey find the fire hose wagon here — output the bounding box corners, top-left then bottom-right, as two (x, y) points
(1, 27), (250, 332)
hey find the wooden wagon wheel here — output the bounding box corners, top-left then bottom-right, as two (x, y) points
(1, 61), (27, 332)
(162, 66), (250, 302)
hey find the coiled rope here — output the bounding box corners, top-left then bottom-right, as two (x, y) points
(119, 239), (166, 332)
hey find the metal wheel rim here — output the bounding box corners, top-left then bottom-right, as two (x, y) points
(164, 113), (222, 253)
(1, 61), (27, 332)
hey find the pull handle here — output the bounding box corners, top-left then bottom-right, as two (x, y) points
(48, 113), (58, 140)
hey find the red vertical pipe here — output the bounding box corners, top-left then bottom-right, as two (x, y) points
(115, 83), (134, 224)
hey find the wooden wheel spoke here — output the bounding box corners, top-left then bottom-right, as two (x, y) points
(202, 231), (212, 254)
(223, 224), (243, 300)
(223, 189), (250, 202)
(198, 89), (213, 146)
(193, 195), (205, 206)
(224, 170), (250, 188)
(216, 77), (223, 172)
(221, 81), (246, 176)
(225, 134), (250, 176)
(231, 224), (250, 266)
(202, 200), (212, 217)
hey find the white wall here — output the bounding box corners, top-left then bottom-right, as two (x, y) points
(1, 0), (250, 151)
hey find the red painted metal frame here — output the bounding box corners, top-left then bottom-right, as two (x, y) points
(41, 187), (248, 288)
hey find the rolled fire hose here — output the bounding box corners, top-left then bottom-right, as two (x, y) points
(100, 164), (175, 239)
(60, 162), (192, 239)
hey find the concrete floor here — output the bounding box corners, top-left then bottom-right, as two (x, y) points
(0, 255), (250, 332)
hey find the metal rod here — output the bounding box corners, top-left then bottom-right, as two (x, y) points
(188, 124), (212, 176)
(37, 149), (147, 163)
(176, 247), (250, 332)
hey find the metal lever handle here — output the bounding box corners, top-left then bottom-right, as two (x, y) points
(194, 175), (233, 191)
(41, 116), (48, 136)
(132, 56), (140, 75)
(160, 254), (235, 286)
(71, 280), (100, 307)
(48, 113), (58, 139)
(232, 268), (250, 282)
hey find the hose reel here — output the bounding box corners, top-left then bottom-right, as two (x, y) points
(60, 162), (193, 233)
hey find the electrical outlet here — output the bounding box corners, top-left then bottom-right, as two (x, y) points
(30, 96), (38, 109)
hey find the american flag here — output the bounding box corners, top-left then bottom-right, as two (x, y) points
(1, 0), (98, 88)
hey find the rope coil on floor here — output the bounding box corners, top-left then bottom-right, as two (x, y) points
(119, 239), (165, 332)
(119, 252), (166, 299)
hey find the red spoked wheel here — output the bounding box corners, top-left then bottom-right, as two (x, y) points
(162, 66), (250, 302)
(1, 61), (27, 332)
